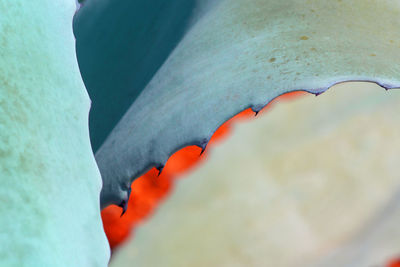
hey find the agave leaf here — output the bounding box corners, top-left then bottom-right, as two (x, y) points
(0, 1), (109, 265)
(95, 0), (400, 208)
(109, 83), (400, 266)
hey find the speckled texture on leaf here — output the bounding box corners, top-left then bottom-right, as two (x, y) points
(0, 1), (109, 266)
(96, 0), (400, 208)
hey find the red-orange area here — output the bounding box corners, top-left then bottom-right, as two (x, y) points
(388, 259), (400, 267)
(101, 91), (306, 250)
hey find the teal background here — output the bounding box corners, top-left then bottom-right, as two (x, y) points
(74, 0), (196, 151)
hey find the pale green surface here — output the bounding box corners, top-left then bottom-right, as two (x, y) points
(96, 0), (400, 208)
(110, 83), (400, 267)
(314, 188), (400, 267)
(0, 1), (109, 266)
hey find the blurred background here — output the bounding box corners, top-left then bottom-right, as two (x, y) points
(101, 82), (400, 267)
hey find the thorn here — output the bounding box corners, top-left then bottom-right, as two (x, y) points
(157, 165), (164, 176)
(200, 144), (207, 155)
(198, 138), (209, 156)
(120, 200), (128, 217)
(200, 143), (207, 155)
(119, 187), (131, 217)
(251, 104), (263, 116)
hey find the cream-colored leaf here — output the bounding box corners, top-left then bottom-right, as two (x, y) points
(110, 83), (400, 267)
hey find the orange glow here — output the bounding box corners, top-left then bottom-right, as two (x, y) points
(101, 91), (306, 250)
(388, 259), (400, 267)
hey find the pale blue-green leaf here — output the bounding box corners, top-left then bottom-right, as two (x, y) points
(0, 1), (109, 265)
(96, 0), (400, 208)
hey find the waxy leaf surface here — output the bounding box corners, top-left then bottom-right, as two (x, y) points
(92, 0), (400, 208)
(0, 1), (109, 265)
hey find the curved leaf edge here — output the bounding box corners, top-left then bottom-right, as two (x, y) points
(100, 78), (400, 210)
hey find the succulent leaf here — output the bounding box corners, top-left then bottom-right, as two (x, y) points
(0, 1), (109, 265)
(109, 83), (400, 267)
(79, 0), (400, 208)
